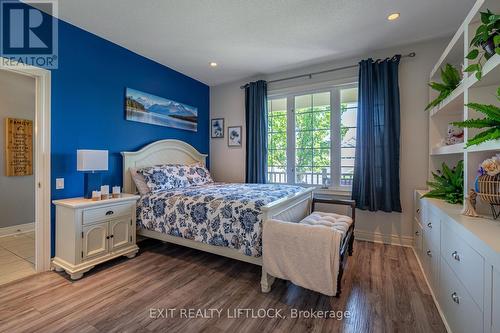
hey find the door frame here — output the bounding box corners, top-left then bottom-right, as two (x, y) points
(0, 59), (52, 272)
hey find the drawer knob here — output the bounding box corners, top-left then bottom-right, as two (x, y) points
(106, 236), (110, 239)
(426, 250), (432, 257)
(416, 208), (420, 213)
(105, 210), (114, 216)
(452, 251), (460, 261)
(427, 222), (432, 228)
(415, 231), (419, 236)
(451, 292), (460, 304)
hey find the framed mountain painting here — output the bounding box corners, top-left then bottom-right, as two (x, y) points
(125, 88), (197, 132)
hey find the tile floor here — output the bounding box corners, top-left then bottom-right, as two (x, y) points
(0, 232), (35, 285)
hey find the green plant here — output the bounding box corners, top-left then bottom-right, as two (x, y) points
(452, 87), (500, 147)
(425, 64), (461, 111)
(268, 100), (332, 174)
(465, 9), (500, 80)
(423, 161), (464, 204)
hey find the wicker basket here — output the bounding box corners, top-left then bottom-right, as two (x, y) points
(477, 174), (500, 219)
(477, 174), (500, 205)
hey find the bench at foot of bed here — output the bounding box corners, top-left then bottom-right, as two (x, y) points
(262, 198), (355, 296)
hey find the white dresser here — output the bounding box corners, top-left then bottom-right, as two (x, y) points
(414, 190), (500, 333)
(52, 194), (140, 280)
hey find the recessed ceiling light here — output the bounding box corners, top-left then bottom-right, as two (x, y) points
(209, 62), (218, 67)
(387, 12), (400, 21)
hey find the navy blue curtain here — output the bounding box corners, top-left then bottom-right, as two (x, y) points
(352, 56), (402, 212)
(245, 80), (268, 183)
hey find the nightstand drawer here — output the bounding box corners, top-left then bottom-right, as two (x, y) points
(83, 203), (132, 224)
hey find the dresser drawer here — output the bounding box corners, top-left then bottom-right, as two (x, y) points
(440, 259), (483, 333)
(414, 191), (422, 222)
(417, 196), (429, 223)
(413, 220), (423, 254)
(441, 220), (484, 310)
(492, 269), (500, 333)
(423, 209), (440, 251)
(422, 234), (440, 290)
(83, 203), (133, 224)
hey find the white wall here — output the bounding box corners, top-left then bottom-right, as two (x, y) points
(210, 83), (247, 182)
(0, 70), (36, 228)
(210, 38), (447, 245)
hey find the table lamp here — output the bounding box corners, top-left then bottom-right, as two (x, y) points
(77, 149), (108, 199)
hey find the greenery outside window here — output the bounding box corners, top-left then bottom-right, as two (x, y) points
(267, 85), (358, 189)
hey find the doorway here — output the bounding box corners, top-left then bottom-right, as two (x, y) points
(0, 70), (36, 284)
(0, 60), (51, 285)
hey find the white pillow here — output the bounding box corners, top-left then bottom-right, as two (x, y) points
(129, 167), (151, 195)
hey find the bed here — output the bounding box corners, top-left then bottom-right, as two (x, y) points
(121, 139), (313, 292)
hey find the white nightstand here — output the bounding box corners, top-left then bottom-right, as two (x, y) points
(52, 194), (140, 280)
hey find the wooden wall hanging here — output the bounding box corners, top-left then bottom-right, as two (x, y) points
(5, 118), (33, 176)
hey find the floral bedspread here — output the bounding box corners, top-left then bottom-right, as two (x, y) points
(137, 183), (305, 257)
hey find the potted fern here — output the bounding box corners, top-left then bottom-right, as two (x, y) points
(452, 87), (500, 147)
(423, 161), (464, 204)
(425, 64), (461, 111)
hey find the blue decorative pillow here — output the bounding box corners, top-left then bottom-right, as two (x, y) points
(185, 163), (214, 186)
(138, 165), (190, 193)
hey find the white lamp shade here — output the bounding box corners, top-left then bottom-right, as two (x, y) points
(77, 150), (108, 171)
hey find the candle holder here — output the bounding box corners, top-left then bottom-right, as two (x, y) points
(101, 185), (110, 200)
(112, 186), (121, 198)
(91, 191), (101, 201)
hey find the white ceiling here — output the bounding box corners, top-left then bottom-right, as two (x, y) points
(52, 0), (475, 86)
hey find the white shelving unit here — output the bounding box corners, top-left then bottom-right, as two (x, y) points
(429, 81), (465, 117)
(430, 143), (465, 156)
(428, 0), (500, 214)
(467, 139), (500, 153)
(416, 5), (500, 332)
(467, 54), (500, 89)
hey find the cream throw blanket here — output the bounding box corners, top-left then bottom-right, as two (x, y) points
(263, 212), (352, 296)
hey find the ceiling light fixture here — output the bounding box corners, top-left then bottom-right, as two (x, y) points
(387, 12), (400, 21)
(209, 62), (218, 67)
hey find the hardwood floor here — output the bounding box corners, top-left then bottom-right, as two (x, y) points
(0, 240), (446, 333)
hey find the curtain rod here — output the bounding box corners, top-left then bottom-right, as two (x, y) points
(240, 52), (415, 89)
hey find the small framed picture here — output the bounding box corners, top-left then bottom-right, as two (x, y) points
(211, 118), (224, 138)
(228, 126), (242, 147)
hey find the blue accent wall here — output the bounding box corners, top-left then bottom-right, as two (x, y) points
(52, 22), (209, 198)
(1, 2), (209, 255)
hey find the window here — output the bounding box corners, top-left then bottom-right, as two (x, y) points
(268, 98), (287, 184)
(267, 85), (358, 188)
(340, 87), (358, 186)
(295, 92), (331, 185)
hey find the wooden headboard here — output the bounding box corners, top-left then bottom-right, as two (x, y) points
(121, 139), (208, 194)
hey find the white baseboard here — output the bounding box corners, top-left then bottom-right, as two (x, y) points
(354, 229), (413, 247)
(0, 223), (34, 237)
